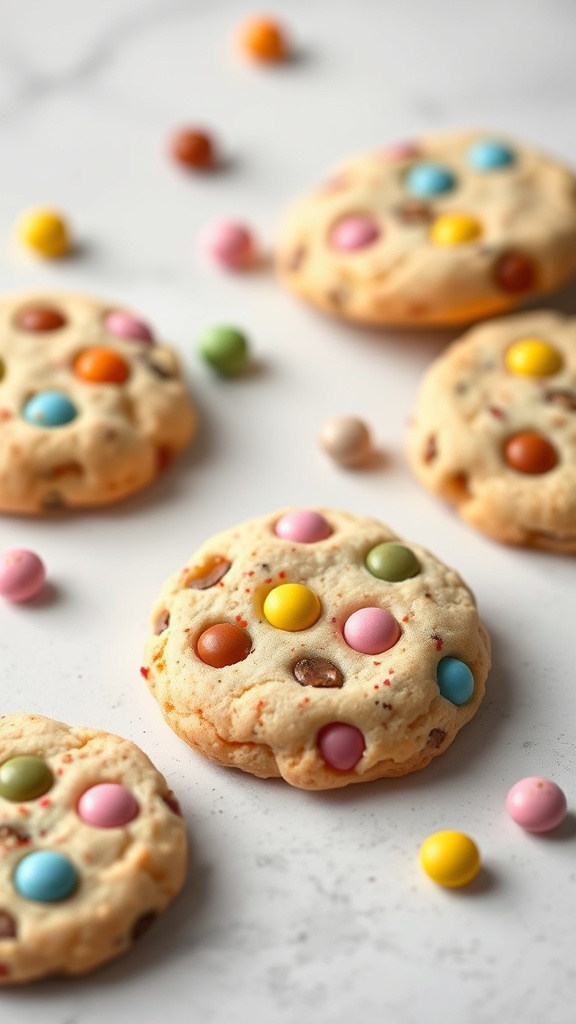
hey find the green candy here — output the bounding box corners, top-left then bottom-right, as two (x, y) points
(198, 325), (249, 376)
(365, 543), (420, 582)
(0, 755), (53, 802)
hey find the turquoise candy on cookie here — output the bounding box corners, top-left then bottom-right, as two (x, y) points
(14, 850), (78, 903)
(436, 656), (474, 705)
(467, 139), (515, 170)
(23, 390), (77, 427)
(406, 162), (456, 197)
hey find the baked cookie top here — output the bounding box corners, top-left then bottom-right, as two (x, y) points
(276, 129), (576, 326)
(407, 310), (576, 552)
(143, 508), (491, 790)
(0, 713), (187, 985)
(0, 293), (197, 514)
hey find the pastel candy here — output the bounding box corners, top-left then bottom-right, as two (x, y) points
(14, 850), (78, 902)
(104, 310), (154, 343)
(0, 755), (52, 800)
(468, 139), (515, 170)
(77, 783), (139, 828)
(317, 722), (365, 771)
(365, 543), (420, 582)
(506, 777), (567, 832)
(436, 656), (474, 705)
(406, 163), (456, 197)
(343, 606), (400, 654)
(23, 391), (77, 428)
(274, 510), (332, 543)
(330, 215), (380, 252)
(0, 549), (46, 601)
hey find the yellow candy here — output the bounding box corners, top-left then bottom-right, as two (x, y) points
(16, 208), (69, 258)
(430, 213), (482, 246)
(505, 337), (563, 377)
(263, 583), (321, 631)
(419, 830), (481, 888)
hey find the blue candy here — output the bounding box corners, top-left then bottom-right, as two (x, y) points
(436, 656), (474, 705)
(23, 391), (77, 428)
(14, 850), (78, 903)
(406, 162), (456, 197)
(468, 139), (515, 171)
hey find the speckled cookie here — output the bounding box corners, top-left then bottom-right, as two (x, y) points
(407, 310), (576, 551)
(0, 293), (197, 514)
(0, 713), (187, 985)
(276, 129), (576, 326)
(143, 508), (490, 790)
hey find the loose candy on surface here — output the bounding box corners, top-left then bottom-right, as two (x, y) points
(0, 755), (52, 800)
(104, 310), (154, 343)
(169, 128), (215, 170)
(263, 583), (321, 631)
(420, 830), (481, 887)
(343, 606), (401, 655)
(198, 325), (250, 375)
(0, 550), (46, 601)
(436, 657), (474, 705)
(13, 850), (78, 903)
(199, 219), (256, 269)
(506, 777), (567, 832)
(15, 208), (70, 258)
(238, 16), (288, 61)
(77, 783), (139, 828)
(22, 391), (77, 428)
(318, 415), (373, 467)
(274, 509), (332, 543)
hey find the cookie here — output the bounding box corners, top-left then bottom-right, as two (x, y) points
(143, 508), (490, 790)
(0, 293), (197, 514)
(0, 713), (187, 984)
(407, 310), (576, 551)
(275, 129), (576, 326)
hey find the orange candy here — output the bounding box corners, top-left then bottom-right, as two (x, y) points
(196, 623), (252, 668)
(74, 347), (129, 384)
(503, 431), (558, 474)
(238, 16), (287, 62)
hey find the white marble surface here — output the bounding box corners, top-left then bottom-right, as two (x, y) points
(1, 0), (576, 1021)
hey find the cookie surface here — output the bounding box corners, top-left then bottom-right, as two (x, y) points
(0, 713), (187, 985)
(407, 310), (576, 551)
(143, 509), (491, 790)
(0, 293), (197, 514)
(276, 129), (576, 326)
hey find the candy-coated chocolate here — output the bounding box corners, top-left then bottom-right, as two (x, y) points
(330, 215), (380, 252)
(406, 163), (456, 198)
(293, 657), (343, 688)
(0, 755), (52, 801)
(430, 212), (482, 246)
(467, 139), (515, 171)
(77, 783), (139, 828)
(15, 208), (69, 258)
(343, 607), (400, 655)
(170, 128), (214, 170)
(274, 509), (332, 544)
(420, 830), (481, 887)
(187, 556), (231, 590)
(318, 415), (372, 467)
(503, 431), (558, 474)
(238, 16), (287, 61)
(23, 391), (77, 428)
(506, 777), (567, 832)
(198, 325), (249, 376)
(436, 656), (474, 705)
(0, 549), (46, 601)
(365, 543), (420, 582)
(200, 220), (256, 269)
(14, 305), (67, 332)
(381, 141), (420, 161)
(263, 583), (321, 631)
(505, 338), (563, 377)
(104, 310), (154, 344)
(196, 623), (252, 668)
(74, 347), (130, 384)
(494, 251), (535, 293)
(13, 850), (78, 902)
(317, 722), (365, 771)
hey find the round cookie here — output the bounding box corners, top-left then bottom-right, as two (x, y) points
(0, 293), (197, 514)
(406, 311), (576, 551)
(275, 129), (576, 327)
(0, 713), (187, 985)
(143, 509), (491, 790)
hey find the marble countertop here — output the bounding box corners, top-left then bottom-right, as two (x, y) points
(1, 1), (576, 1021)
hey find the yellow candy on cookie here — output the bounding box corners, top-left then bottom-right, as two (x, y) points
(430, 212), (482, 246)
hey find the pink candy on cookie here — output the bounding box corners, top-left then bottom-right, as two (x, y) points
(506, 777), (567, 832)
(200, 219), (256, 269)
(274, 509), (332, 544)
(317, 722), (366, 771)
(0, 549), (46, 602)
(343, 606), (401, 654)
(104, 310), (154, 343)
(330, 214), (380, 252)
(77, 783), (139, 828)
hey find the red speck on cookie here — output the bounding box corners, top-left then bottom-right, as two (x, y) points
(140, 666), (150, 679)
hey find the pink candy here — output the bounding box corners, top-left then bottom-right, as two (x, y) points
(200, 219), (256, 269)
(380, 140), (420, 161)
(104, 310), (154, 344)
(343, 606), (400, 655)
(506, 777), (567, 833)
(0, 549), (46, 602)
(77, 783), (139, 828)
(274, 510), (332, 544)
(330, 214), (380, 252)
(318, 723), (365, 772)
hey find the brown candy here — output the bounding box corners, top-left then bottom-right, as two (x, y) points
(493, 251), (536, 293)
(503, 431), (558, 474)
(0, 911), (16, 939)
(393, 200), (433, 224)
(544, 387), (576, 412)
(131, 911), (158, 942)
(14, 304), (67, 332)
(426, 729), (447, 749)
(169, 129), (214, 170)
(187, 557), (231, 590)
(196, 623), (252, 668)
(292, 657), (344, 688)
